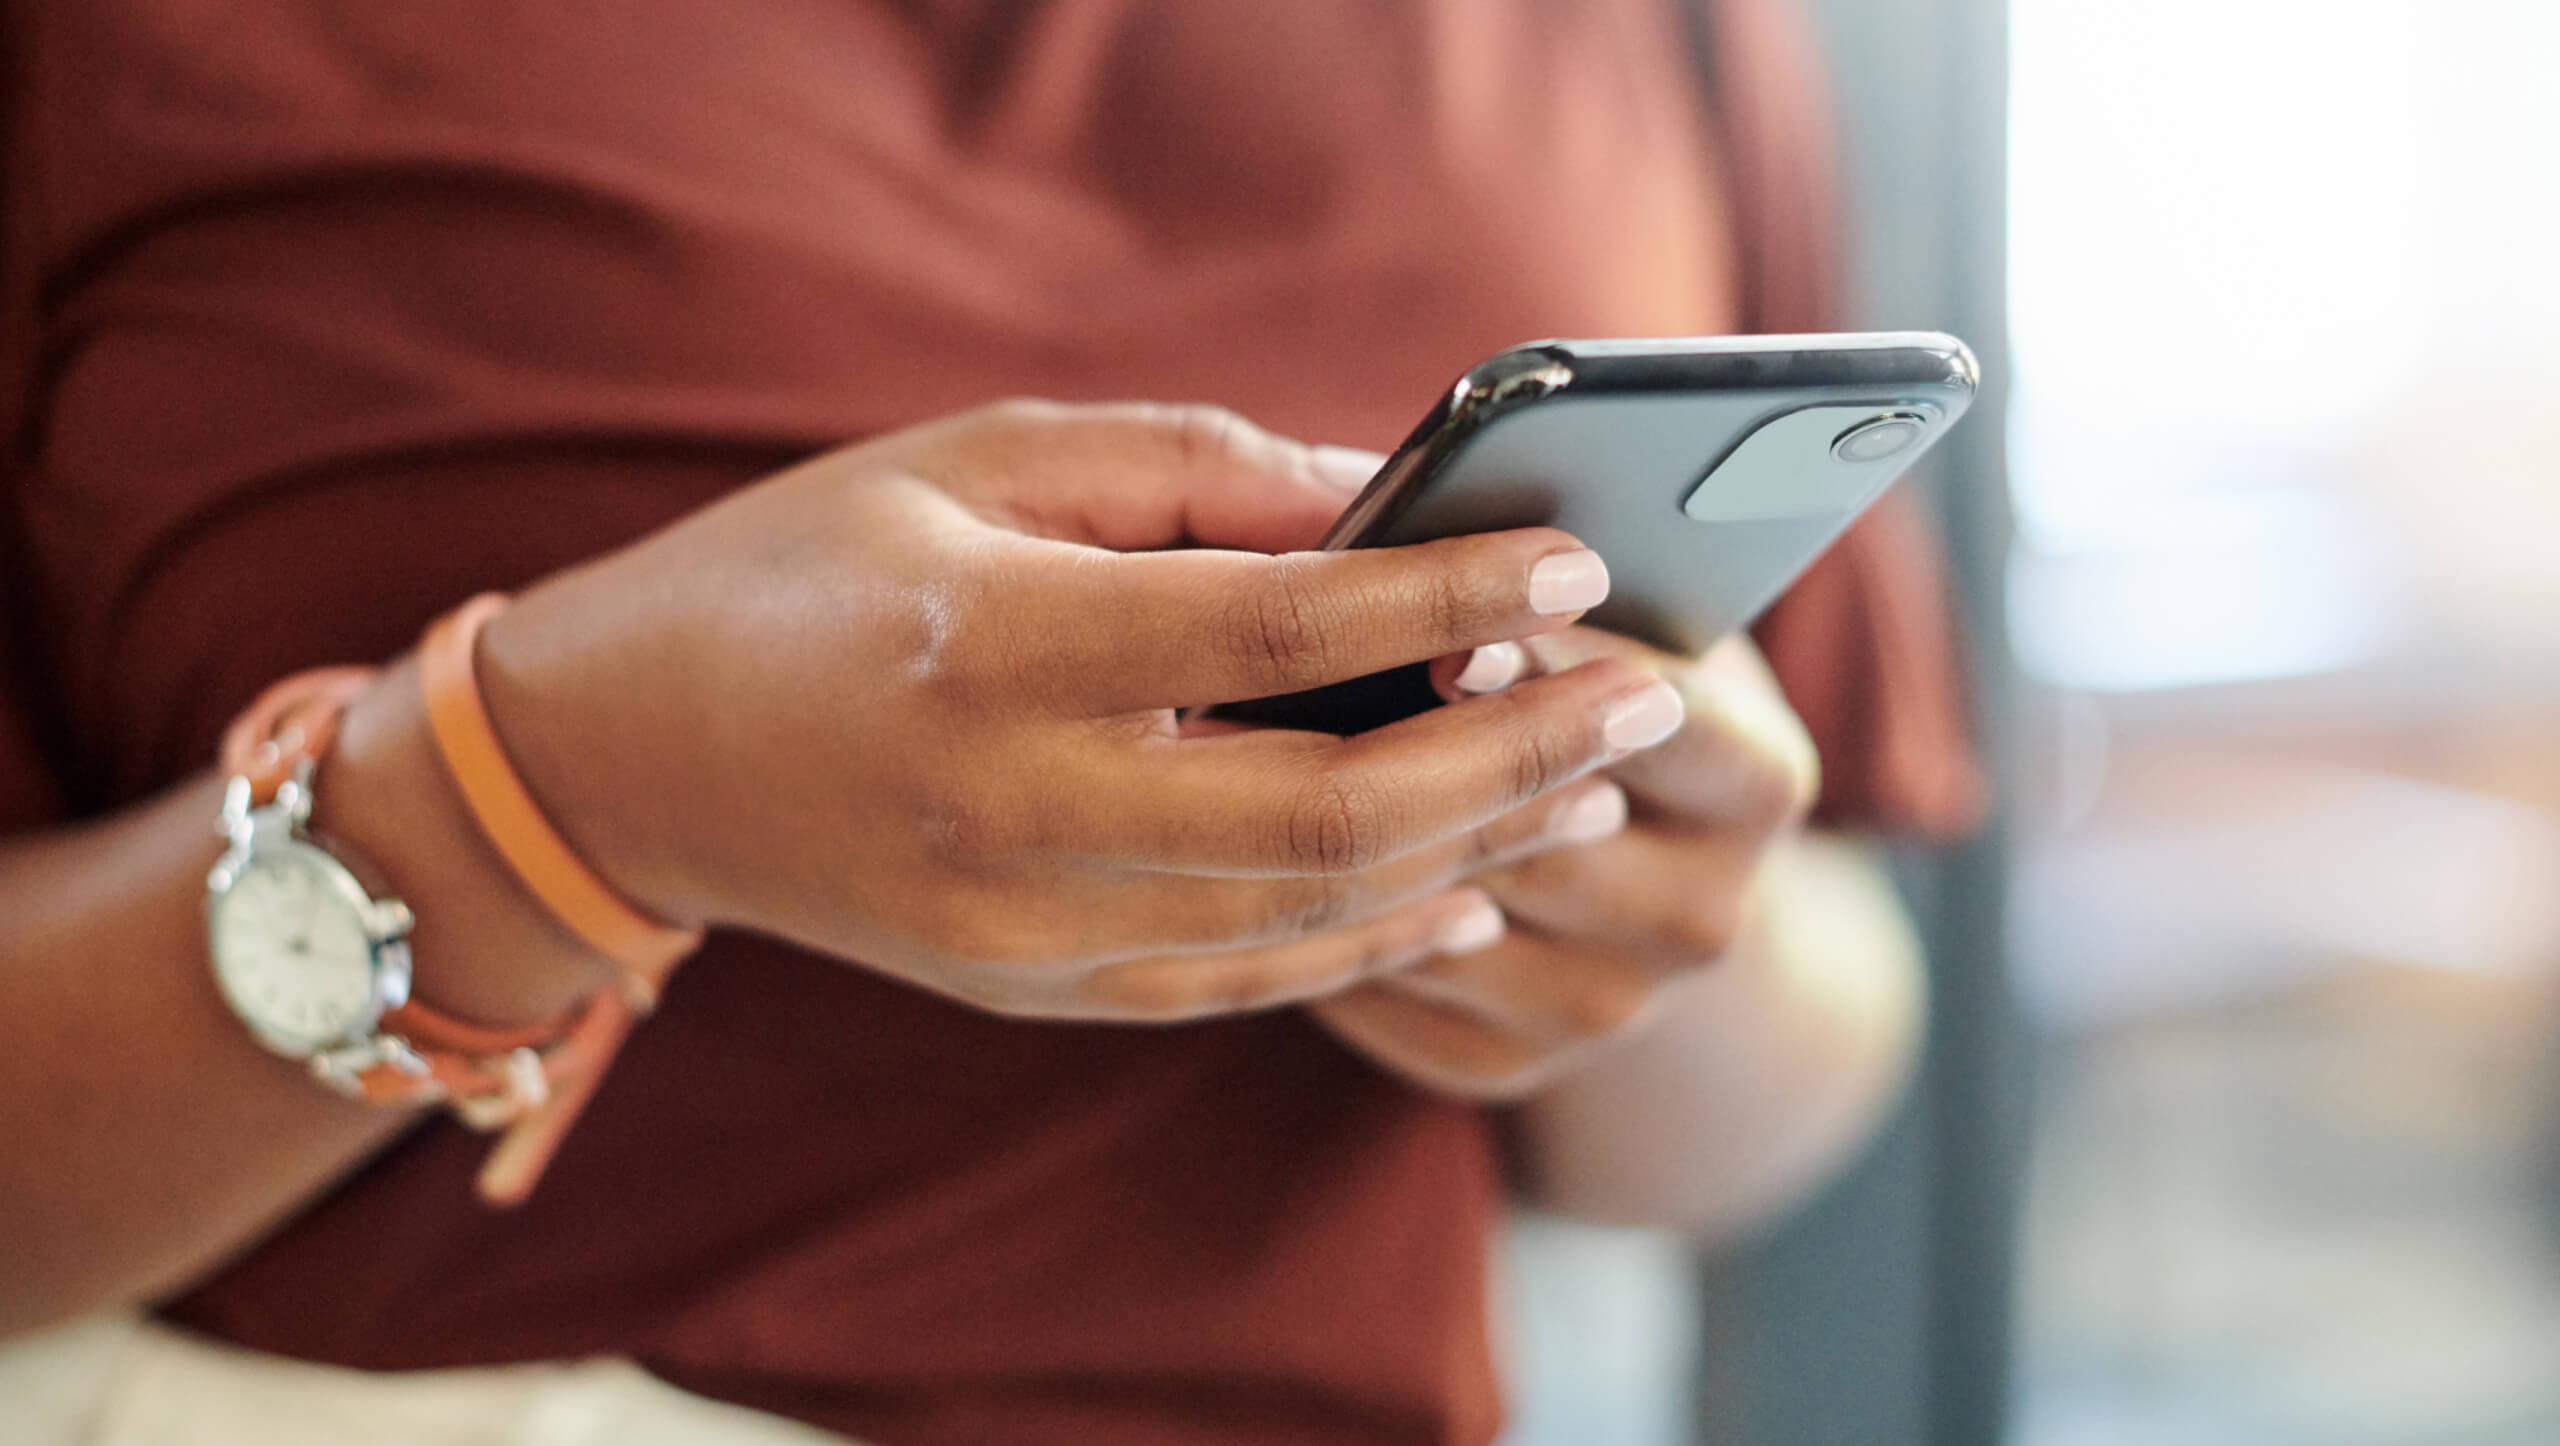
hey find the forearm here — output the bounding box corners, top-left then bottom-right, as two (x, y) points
(1509, 832), (1925, 1242)
(0, 659), (610, 1339)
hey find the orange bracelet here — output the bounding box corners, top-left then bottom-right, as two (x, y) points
(416, 594), (703, 1204)
(220, 666), (380, 803)
(418, 593), (703, 983)
(220, 665), (670, 1205)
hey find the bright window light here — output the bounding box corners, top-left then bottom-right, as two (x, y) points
(2006, 0), (2560, 692)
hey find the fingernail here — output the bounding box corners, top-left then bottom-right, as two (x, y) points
(1552, 782), (1629, 843)
(1454, 642), (1527, 694)
(1434, 898), (1506, 955)
(1528, 550), (1609, 615)
(1603, 681), (1685, 752)
(1310, 444), (1387, 493)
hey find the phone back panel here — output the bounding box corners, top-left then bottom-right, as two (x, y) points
(1370, 393), (1891, 656)
(1222, 333), (1975, 732)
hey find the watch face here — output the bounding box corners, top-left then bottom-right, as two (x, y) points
(209, 845), (381, 1052)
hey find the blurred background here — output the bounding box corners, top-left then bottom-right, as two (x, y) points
(1503, 1), (2560, 1442)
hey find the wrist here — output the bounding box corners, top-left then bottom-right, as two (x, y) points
(313, 659), (620, 1026)
(468, 580), (726, 933)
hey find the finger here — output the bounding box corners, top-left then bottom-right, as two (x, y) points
(1104, 777), (1629, 954)
(913, 400), (1376, 554)
(1436, 626), (1653, 707)
(1433, 640), (1528, 698)
(1307, 982), (1560, 1100)
(1087, 660), (1678, 875)
(1385, 926), (1666, 1049)
(1625, 637), (1820, 825)
(1480, 820), (1767, 970)
(1062, 888), (1505, 1024)
(1035, 528), (1614, 714)
(1451, 630), (1817, 827)
(958, 766), (1617, 961)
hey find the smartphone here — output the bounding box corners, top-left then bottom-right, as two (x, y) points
(1218, 331), (1977, 734)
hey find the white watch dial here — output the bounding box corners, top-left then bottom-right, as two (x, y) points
(209, 848), (381, 1052)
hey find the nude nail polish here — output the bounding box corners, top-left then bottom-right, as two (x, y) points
(1528, 550), (1609, 615)
(1454, 642), (1527, 694)
(1602, 681), (1684, 752)
(1552, 783), (1629, 843)
(1434, 900), (1506, 955)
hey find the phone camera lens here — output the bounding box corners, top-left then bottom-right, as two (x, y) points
(1831, 413), (1929, 464)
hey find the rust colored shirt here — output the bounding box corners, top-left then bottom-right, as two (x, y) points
(0, 2), (1977, 1442)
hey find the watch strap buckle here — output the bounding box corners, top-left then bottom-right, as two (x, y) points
(309, 1034), (436, 1100)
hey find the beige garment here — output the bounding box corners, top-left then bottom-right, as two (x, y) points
(0, 1315), (851, 1446)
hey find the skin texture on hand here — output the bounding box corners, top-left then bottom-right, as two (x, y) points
(0, 396), (1843, 1336)
(471, 401), (1690, 1024)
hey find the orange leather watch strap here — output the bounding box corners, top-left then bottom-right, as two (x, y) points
(382, 993), (580, 1056)
(418, 593), (703, 986)
(220, 667), (378, 807)
(463, 997), (639, 1205)
(414, 594), (704, 1205)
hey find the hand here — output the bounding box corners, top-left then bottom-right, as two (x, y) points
(472, 402), (1691, 1023)
(1310, 630), (1819, 1097)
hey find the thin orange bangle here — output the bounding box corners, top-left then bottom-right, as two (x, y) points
(418, 593), (703, 989)
(416, 593), (702, 1205)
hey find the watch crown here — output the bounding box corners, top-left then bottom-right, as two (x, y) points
(371, 899), (416, 940)
(217, 775), (253, 837)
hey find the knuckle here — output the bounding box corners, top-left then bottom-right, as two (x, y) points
(911, 588), (1013, 704)
(913, 777), (1031, 865)
(1417, 560), (1489, 649)
(947, 397), (1069, 456)
(1162, 403), (1259, 472)
(1226, 556), (1338, 687)
(1282, 773), (1391, 875)
(1502, 701), (1584, 807)
(1269, 873), (1357, 939)
(1460, 819), (1510, 872)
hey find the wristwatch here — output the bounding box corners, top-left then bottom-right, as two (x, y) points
(205, 653), (683, 1205)
(204, 670), (432, 1096)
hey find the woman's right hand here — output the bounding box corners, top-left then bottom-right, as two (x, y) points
(470, 402), (1687, 1023)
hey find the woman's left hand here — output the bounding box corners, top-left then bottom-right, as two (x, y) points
(1309, 630), (1820, 1099)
